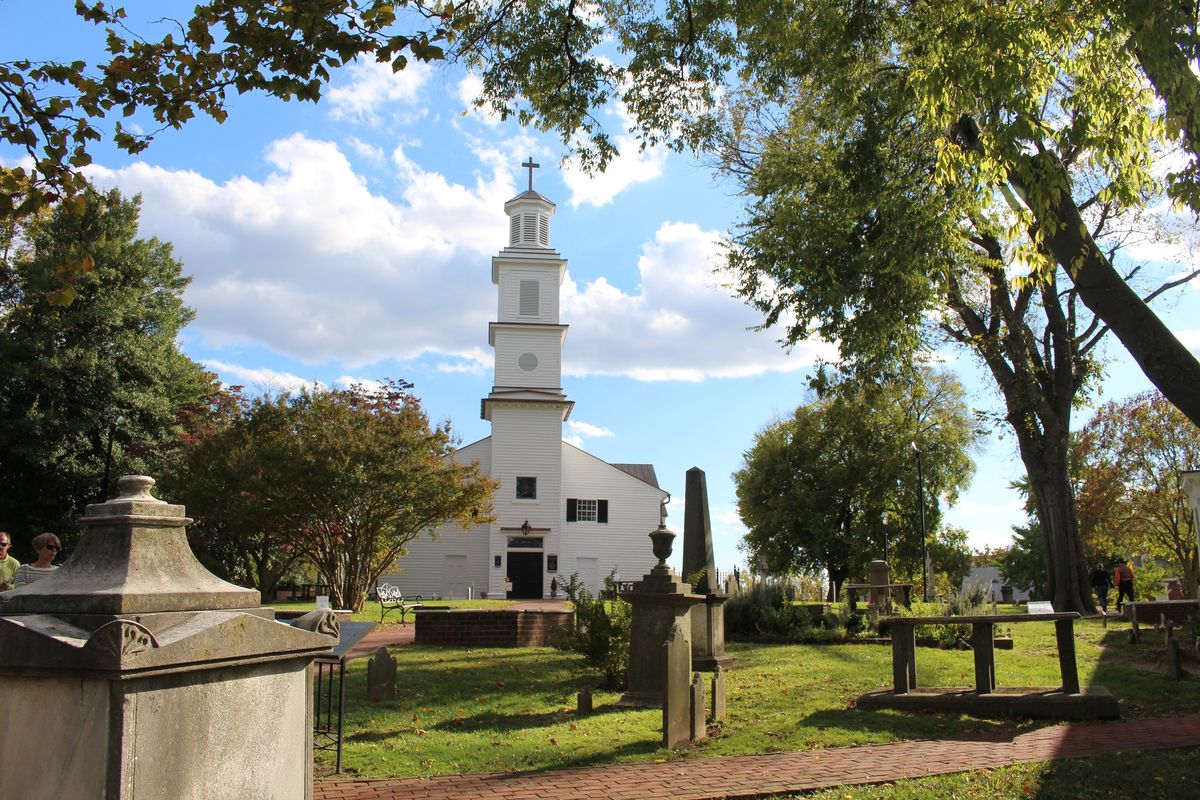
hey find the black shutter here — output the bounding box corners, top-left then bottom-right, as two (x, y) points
(597, 499), (608, 523)
(566, 498), (577, 522)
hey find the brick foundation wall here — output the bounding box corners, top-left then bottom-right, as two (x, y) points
(414, 609), (574, 647)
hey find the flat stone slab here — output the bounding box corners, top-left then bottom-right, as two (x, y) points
(856, 685), (1119, 721)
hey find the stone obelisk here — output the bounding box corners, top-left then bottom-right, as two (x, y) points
(682, 466), (733, 671)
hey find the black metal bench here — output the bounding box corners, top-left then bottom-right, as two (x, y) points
(376, 583), (422, 623)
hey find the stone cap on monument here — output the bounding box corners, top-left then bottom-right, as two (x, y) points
(0, 475), (261, 615)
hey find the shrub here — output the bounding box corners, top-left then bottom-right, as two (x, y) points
(556, 570), (631, 689)
(725, 582), (846, 640)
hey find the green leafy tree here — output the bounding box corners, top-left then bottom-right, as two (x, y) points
(168, 381), (497, 610)
(466, 1), (1200, 431)
(0, 187), (214, 557)
(1077, 391), (1200, 598)
(734, 370), (976, 600)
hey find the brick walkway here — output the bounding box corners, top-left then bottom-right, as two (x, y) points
(314, 712), (1200, 800)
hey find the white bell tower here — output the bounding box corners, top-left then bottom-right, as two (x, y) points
(483, 159), (573, 598)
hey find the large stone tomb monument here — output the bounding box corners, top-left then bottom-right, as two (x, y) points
(618, 524), (703, 707)
(681, 467), (732, 671)
(0, 475), (337, 800)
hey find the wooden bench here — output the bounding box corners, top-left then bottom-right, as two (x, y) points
(376, 583), (422, 624)
(1125, 599), (1199, 643)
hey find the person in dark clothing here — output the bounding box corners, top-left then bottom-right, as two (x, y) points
(1089, 563), (1113, 613)
(1114, 559), (1136, 613)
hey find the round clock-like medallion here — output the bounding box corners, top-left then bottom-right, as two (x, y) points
(518, 353), (539, 371)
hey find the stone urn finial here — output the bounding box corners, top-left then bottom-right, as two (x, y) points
(116, 474), (162, 502)
(649, 524), (676, 568)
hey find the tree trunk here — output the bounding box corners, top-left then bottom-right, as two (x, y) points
(1013, 164), (1200, 430)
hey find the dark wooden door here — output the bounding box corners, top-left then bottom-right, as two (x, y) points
(507, 552), (543, 599)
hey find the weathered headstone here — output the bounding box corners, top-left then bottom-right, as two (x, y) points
(690, 673), (706, 741)
(577, 688), (593, 714)
(368, 645), (397, 701)
(711, 664), (727, 722)
(682, 467), (733, 671)
(618, 524), (703, 708)
(0, 475), (336, 800)
(1165, 621), (1184, 681)
(661, 621), (692, 748)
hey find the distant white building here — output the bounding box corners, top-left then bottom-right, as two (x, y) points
(962, 566), (1031, 603)
(381, 168), (667, 599)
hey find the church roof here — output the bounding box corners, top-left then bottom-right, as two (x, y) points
(508, 189), (555, 207)
(612, 463), (660, 489)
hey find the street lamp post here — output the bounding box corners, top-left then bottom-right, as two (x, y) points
(913, 443), (929, 602)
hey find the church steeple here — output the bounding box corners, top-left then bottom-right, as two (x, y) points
(504, 156), (555, 249)
(482, 161), (573, 422)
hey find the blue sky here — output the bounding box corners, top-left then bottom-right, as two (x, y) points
(5, 3), (1200, 574)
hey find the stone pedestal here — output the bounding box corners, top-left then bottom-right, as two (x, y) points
(618, 525), (703, 708)
(868, 559), (891, 612)
(0, 476), (336, 800)
(682, 467), (733, 671)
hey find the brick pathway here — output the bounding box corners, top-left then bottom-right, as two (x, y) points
(314, 712), (1200, 800)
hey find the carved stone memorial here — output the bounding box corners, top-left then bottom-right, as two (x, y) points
(689, 672), (707, 742)
(681, 467), (733, 671)
(711, 664), (727, 722)
(0, 475), (337, 800)
(618, 524), (702, 708)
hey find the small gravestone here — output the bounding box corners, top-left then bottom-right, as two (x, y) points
(690, 673), (706, 741)
(711, 664), (727, 722)
(367, 645), (397, 701)
(577, 688), (593, 714)
(661, 622), (692, 748)
(1165, 622), (1184, 681)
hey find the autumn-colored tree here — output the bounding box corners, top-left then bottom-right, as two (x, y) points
(168, 380), (497, 610)
(1076, 391), (1200, 598)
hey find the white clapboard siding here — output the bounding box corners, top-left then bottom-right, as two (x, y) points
(496, 265), (562, 324)
(556, 442), (665, 588)
(492, 329), (563, 389)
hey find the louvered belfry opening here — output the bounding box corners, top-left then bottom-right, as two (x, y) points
(519, 279), (539, 316)
(509, 209), (550, 247)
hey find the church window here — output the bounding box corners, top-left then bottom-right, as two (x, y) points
(507, 536), (543, 549)
(516, 476), (537, 499)
(518, 352), (539, 371)
(519, 280), (539, 316)
(567, 498), (608, 523)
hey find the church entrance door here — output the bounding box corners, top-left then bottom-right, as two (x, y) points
(507, 552), (543, 599)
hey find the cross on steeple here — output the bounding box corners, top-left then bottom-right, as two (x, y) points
(521, 157), (540, 192)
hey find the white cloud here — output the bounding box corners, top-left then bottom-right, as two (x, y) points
(562, 102), (668, 207)
(562, 221), (835, 381)
(204, 360), (314, 394)
(328, 58), (433, 124)
(88, 134), (510, 368)
(88, 139), (824, 382)
(456, 73), (503, 127)
(567, 420), (616, 439)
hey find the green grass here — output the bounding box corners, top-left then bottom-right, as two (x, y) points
(318, 613), (1200, 782)
(269, 597), (516, 625)
(795, 748), (1200, 799)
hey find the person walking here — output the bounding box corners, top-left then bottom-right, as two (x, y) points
(1114, 559), (1136, 613)
(12, 532), (61, 587)
(1090, 563), (1113, 614)
(0, 532), (18, 591)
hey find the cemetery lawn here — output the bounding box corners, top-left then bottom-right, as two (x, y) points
(793, 747), (1200, 799)
(270, 598), (513, 625)
(322, 614), (1200, 779)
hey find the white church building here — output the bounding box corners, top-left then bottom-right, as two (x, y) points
(381, 166), (667, 599)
